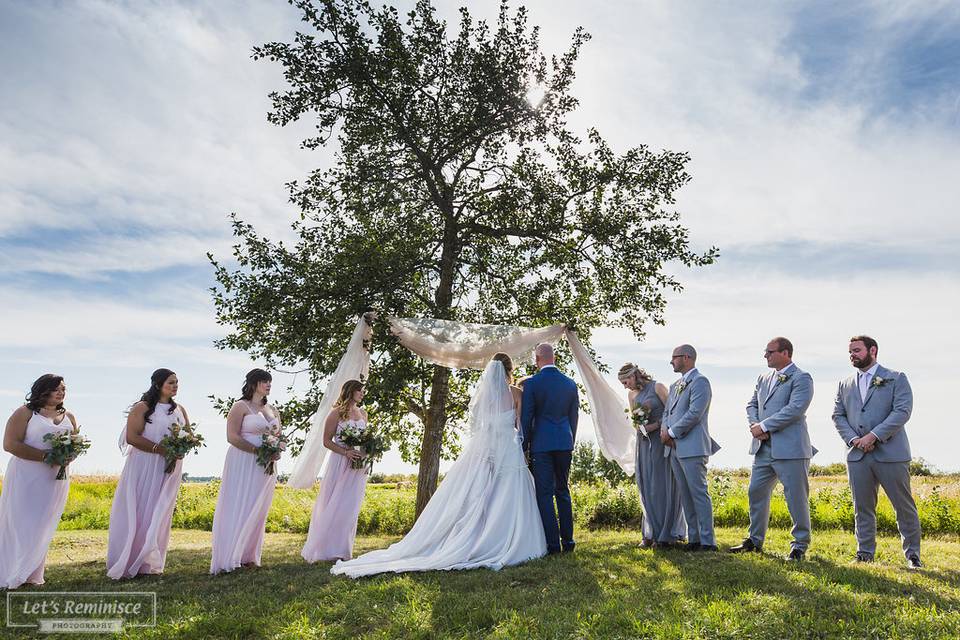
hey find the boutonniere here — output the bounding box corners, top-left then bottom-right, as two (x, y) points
(776, 373), (790, 384)
(871, 376), (889, 388)
(676, 380), (687, 394)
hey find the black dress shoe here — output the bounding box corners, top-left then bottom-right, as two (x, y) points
(681, 542), (701, 552)
(854, 552), (874, 563)
(639, 538), (654, 549)
(907, 555), (922, 570)
(729, 538), (762, 554)
(698, 545), (719, 552)
(786, 548), (805, 561)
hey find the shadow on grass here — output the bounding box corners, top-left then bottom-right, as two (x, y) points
(10, 531), (960, 639)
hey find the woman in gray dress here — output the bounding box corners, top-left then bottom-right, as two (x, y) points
(619, 363), (686, 548)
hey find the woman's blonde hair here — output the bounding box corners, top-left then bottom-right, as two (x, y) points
(335, 379), (365, 419)
(618, 363), (652, 387)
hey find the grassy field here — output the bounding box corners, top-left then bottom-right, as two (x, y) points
(3, 527), (956, 639)
(3, 474), (958, 637)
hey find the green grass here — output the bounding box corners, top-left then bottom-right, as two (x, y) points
(5, 527), (958, 639)
(43, 474), (960, 536)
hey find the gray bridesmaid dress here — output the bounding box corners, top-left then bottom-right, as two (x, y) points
(633, 381), (686, 544)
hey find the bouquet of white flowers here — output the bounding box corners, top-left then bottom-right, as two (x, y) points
(43, 430), (91, 480)
(158, 422), (205, 473)
(338, 420), (388, 473)
(627, 402), (653, 438)
(256, 425), (288, 475)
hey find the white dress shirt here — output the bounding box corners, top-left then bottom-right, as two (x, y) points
(858, 362), (880, 403)
(849, 362), (881, 446)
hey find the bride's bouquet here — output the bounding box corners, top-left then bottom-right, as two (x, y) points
(338, 421), (388, 473)
(159, 422), (205, 473)
(43, 430), (92, 480)
(255, 425), (288, 475)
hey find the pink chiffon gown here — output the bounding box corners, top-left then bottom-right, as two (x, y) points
(302, 419), (369, 563)
(209, 406), (279, 574)
(0, 412), (75, 589)
(106, 403), (185, 579)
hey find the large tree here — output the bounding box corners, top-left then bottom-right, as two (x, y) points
(210, 0), (717, 516)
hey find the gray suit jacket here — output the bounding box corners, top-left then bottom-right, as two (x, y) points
(746, 364), (816, 459)
(663, 369), (721, 459)
(832, 365), (913, 462)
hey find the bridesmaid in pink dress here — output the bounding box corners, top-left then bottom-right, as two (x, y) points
(302, 379), (369, 563)
(210, 369), (281, 574)
(106, 368), (191, 579)
(0, 374), (80, 589)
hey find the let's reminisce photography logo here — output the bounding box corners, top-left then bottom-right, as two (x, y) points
(6, 592), (156, 633)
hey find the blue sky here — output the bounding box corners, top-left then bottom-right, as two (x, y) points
(2, 0), (959, 477)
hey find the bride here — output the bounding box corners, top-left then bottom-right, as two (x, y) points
(331, 352), (547, 577)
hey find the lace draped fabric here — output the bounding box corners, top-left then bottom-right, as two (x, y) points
(388, 316), (566, 370)
(286, 316), (373, 489)
(290, 315), (636, 487)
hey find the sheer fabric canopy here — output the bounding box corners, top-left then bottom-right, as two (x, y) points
(286, 315), (635, 488)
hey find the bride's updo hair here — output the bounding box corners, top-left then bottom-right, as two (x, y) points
(335, 379), (365, 419)
(492, 352), (513, 381)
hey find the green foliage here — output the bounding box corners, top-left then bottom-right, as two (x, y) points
(910, 457), (936, 476)
(810, 462), (848, 476)
(208, 0), (717, 509)
(570, 441), (631, 486)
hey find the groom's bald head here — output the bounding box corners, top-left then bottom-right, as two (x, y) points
(535, 343), (555, 368)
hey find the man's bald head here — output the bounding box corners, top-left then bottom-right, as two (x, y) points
(535, 343), (555, 368)
(670, 344), (697, 374)
(676, 344), (697, 361)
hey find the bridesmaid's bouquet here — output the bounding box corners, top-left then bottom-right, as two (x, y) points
(43, 430), (92, 480)
(159, 422), (205, 473)
(255, 426), (288, 475)
(628, 402), (653, 437)
(338, 421), (388, 473)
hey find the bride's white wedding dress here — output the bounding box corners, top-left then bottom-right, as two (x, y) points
(331, 360), (547, 577)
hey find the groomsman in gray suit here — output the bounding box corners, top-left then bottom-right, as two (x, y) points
(730, 337), (815, 560)
(833, 335), (921, 568)
(661, 344), (721, 551)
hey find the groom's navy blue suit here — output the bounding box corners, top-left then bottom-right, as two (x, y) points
(521, 365), (579, 553)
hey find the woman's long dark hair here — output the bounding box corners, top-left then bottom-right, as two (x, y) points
(241, 368), (272, 405)
(141, 368), (177, 424)
(26, 374), (65, 414)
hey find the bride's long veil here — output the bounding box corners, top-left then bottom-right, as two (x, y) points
(465, 359), (516, 457)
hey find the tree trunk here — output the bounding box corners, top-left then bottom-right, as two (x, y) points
(414, 363), (451, 517)
(413, 210), (458, 519)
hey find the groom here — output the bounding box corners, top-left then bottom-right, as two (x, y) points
(521, 343), (579, 554)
